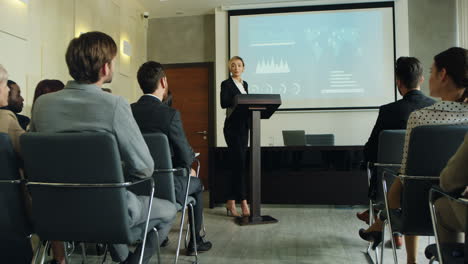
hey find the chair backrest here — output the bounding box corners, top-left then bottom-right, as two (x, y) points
(141, 133), (176, 204)
(400, 125), (468, 235)
(20, 132), (134, 243)
(374, 130), (406, 203)
(0, 133), (32, 239)
(305, 134), (334, 146)
(282, 130), (306, 146)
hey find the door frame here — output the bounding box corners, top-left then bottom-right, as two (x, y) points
(163, 62), (216, 188)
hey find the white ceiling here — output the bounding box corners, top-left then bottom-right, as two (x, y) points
(141, 0), (327, 18)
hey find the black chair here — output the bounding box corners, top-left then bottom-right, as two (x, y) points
(0, 133), (34, 263)
(20, 132), (157, 264)
(382, 125), (468, 264)
(142, 133), (199, 264)
(426, 186), (468, 264)
(365, 130), (405, 264)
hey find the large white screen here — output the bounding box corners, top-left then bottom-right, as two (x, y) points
(230, 5), (395, 109)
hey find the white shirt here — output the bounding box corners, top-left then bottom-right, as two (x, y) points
(400, 101), (468, 174)
(232, 78), (247, 94)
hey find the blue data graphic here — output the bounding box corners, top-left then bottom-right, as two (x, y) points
(231, 8), (395, 109)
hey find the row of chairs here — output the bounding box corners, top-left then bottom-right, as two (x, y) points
(282, 130), (335, 146)
(365, 125), (468, 264)
(0, 132), (200, 264)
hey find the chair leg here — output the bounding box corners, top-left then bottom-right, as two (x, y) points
(100, 245), (108, 264)
(429, 197), (444, 264)
(63, 242), (70, 264)
(174, 203), (188, 264)
(32, 240), (43, 264)
(380, 220), (387, 264)
(39, 241), (50, 264)
(382, 174), (398, 264)
(80, 242), (87, 263)
(189, 203), (198, 264)
(153, 228), (161, 264)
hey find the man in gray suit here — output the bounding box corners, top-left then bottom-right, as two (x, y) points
(30, 31), (176, 264)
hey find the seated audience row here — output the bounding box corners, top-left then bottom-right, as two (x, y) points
(359, 47), (468, 264)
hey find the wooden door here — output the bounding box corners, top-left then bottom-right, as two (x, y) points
(164, 63), (212, 188)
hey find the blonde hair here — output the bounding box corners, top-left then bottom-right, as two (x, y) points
(0, 64), (8, 83)
(228, 56), (245, 67)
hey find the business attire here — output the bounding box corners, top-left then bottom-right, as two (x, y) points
(364, 90), (436, 163)
(0, 107), (30, 130)
(220, 77), (249, 201)
(0, 109), (25, 154)
(435, 132), (468, 243)
(131, 95), (207, 246)
(30, 81), (177, 264)
(364, 90), (435, 199)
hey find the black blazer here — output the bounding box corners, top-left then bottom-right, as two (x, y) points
(363, 90), (436, 163)
(131, 95), (194, 170)
(220, 77), (249, 136)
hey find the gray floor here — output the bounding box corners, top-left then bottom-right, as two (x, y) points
(58, 195), (432, 264)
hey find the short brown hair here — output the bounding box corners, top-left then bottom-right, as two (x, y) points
(65, 31), (117, 83)
(137, 61), (166, 94)
(33, 79), (65, 103)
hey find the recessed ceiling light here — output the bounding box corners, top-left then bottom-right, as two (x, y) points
(176, 10), (184, 15)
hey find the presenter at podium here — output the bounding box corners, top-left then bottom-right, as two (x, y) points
(220, 56), (250, 218)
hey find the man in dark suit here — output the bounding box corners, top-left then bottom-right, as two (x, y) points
(359, 57), (436, 247)
(131, 61), (212, 256)
(0, 80), (30, 130)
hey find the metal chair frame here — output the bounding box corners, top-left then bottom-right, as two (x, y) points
(428, 187), (468, 264)
(366, 162), (401, 264)
(382, 171), (439, 264)
(27, 177), (156, 264)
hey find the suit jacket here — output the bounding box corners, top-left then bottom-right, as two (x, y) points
(220, 77), (249, 138)
(363, 90), (436, 163)
(0, 109), (25, 154)
(30, 81), (154, 179)
(131, 95), (194, 170)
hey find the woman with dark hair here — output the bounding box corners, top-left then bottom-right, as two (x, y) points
(220, 56), (250, 217)
(359, 47), (468, 264)
(33, 79), (65, 103)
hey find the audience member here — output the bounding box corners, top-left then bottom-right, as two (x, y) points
(359, 47), (468, 264)
(29, 32), (176, 264)
(0, 64), (32, 264)
(0, 72), (25, 154)
(358, 57), (436, 247)
(0, 80), (30, 130)
(33, 79), (64, 103)
(434, 132), (468, 245)
(131, 61), (212, 255)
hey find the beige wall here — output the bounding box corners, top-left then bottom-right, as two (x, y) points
(147, 15), (215, 64)
(0, 0), (148, 117)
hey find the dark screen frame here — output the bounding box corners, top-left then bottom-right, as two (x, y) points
(227, 1), (397, 111)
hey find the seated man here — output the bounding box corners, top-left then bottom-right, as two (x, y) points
(434, 132), (468, 246)
(30, 32), (176, 264)
(131, 61), (212, 256)
(359, 57), (436, 246)
(0, 80), (30, 130)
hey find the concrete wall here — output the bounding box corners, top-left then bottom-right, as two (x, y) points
(147, 15), (215, 64)
(408, 0), (458, 94)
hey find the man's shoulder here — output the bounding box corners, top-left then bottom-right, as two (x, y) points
(0, 109), (17, 120)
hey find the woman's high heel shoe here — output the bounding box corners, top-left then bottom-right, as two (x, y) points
(358, 228), (382, 250)
(240, 201), (250, 217)
(226, 200), (240, 217)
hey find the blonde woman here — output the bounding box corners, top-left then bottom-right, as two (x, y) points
(220, 56), (250, 217)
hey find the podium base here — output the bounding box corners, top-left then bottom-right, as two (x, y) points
(235, 215), (278, 226)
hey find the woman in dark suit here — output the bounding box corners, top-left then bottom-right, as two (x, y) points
(220, 56), (250, 217)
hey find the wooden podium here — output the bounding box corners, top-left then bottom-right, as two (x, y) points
(231, 94), (281, 226)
